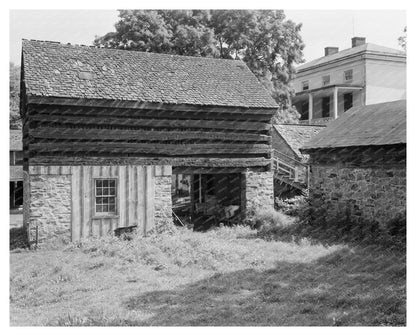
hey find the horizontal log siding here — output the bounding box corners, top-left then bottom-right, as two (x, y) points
(25, 103), (274, 167)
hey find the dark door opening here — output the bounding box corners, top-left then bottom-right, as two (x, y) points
(172, 173), (242, 231)
(321, 97), (330, 118)
(10, 181), (23, 210)
(344, 92), (353, 112)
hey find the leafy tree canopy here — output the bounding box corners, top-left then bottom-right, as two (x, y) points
(95, 10), (305, 123)
(398, 26), (406, 51)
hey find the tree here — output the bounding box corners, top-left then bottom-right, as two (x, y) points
(398, 26), (406, 51)
(94, 10), (305, 123)
(10, 62), (21, 130)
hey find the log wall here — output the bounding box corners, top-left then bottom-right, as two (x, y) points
(23, 101), (275, 170)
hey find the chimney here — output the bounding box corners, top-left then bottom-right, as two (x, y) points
(352, 37), (366, 48)
(324, 47), (339, 56)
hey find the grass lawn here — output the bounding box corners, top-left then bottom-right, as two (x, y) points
(9, 226), (406, 326)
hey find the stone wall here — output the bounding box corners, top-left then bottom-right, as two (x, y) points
(309, 164), (406, 228)
(24, 173), (72, 244)
(154, 174), (174, 233)
(241, 170), (274, 218)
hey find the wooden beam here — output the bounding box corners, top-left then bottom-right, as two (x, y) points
(28, 156), (271, 167)
(29, 104), (273, 122)
(30, 127), (271, 142)
(29, 114), (271, 132)
(27, 96), (278, 115)
(29, 142), (271, 155)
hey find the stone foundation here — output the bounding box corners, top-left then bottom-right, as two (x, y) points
(309, 164), (406, 228)
(241, 170), (274, 218)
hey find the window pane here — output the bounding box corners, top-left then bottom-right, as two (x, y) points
(109, 197), (115, 204)
(96, 205), (103, 213)
(109, 187), (116, 196)
(97, 188), (103, 196)
(96, 180), (102, 188)
(109, 180), (115, 188)
(15, 151), (23, 165)
(109, 204), (116, 212)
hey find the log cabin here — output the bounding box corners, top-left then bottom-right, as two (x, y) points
(21, 39), (278, 243)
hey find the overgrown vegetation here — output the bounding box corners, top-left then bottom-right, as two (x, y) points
(10, 224), (405, 326)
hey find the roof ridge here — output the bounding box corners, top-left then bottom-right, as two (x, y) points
(22, 38), (247, 63)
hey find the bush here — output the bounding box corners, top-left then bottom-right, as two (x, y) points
(275, 195), (309, 218)
(250, 206), (295, 232)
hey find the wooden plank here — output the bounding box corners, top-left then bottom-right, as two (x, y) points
(71, 166), (81, 241)
(82, 166), (92, 238)
(91, 218), (101, 237)
(30, 114), (271, 131)
(137, 166), (146, 234)
(128, 166), (135, 227)
(30, 104), (275, 121)
(27, 97), (278, 115)
(29, 142), (271, 155)
(31, 127), (271, 142)
(118, 166), (126, 228)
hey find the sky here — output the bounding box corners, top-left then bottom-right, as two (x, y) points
(9, 9), (406, 66)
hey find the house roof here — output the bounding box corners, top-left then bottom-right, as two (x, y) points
(10, 130), (22, 151)
(302, 100), (406, 150)
(273, 124), (325, 159)
(297, 43), (405, 72)
(22, 39), (278, 109)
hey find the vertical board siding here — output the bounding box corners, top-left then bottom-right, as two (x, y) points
(32, 164), (163, 241)
(71, 166), (81, 241)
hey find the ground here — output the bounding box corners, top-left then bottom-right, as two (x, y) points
(9, 225), (406, 326)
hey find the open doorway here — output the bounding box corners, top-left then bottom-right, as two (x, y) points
(171, 173), (242, 231)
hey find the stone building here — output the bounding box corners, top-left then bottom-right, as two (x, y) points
(301, 100), (406, 228)
(21, 39), (277, 243)
(293, 37), (406, 125)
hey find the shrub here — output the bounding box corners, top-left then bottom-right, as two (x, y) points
(275, 195), (309, 218)
(250, 206), (294, 232)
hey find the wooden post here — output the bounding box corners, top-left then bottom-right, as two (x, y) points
(294, 167), (299, 182)
(333, 87), (339, 119)
(308, 93), (313, 123)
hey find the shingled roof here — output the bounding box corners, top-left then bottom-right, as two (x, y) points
(273, 124), (325, 160)
(297, 43), (405, 72)
(22, 39), (278, 109)
(302, 100), (406, 150)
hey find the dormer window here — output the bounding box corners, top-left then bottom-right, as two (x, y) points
(322, 75), (330, 86)
(302, 81), (309, 91)
(344, 69), (353, 82)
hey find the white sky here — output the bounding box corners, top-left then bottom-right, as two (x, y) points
(9, 9), (406, 66)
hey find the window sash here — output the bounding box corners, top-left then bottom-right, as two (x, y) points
(95, 179), (117, 215)
(344, 70), (353, 82)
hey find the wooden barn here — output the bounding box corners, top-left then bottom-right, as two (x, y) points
(21, 39), (278, 243)
(301, 100), (406, 228)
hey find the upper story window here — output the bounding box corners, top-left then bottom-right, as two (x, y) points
(95, 179), (117, 215)
(344, 69), (353, 82)
(322, 75), (330, 86)
(302, 81), (309, 91)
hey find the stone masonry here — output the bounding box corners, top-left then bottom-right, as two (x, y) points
(23, 173), (72, 244)
(154, 171), (174, 233)
(241, 170), (274, 218)
(309, 164), (406, 228)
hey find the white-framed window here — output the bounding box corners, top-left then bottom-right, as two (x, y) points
(322, 75), (330, 86)
(344, 69), (353, 82)
(302, 81), (309, 91)
(95, 179), (117, 215)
